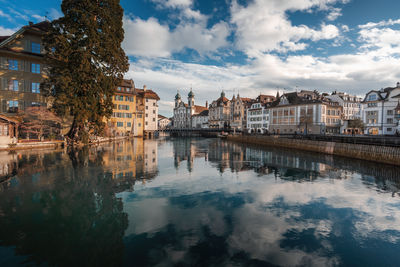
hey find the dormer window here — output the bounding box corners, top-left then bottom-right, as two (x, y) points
(368, 94), (377, 101)
(31, 42), (41, 54)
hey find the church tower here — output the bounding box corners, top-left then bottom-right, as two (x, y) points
(188, 89), (194, 107)
(175, 91), (181, 108)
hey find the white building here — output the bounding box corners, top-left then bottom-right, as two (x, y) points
(247, 103), (269, 133)
(158, 115), (171, 130)
(137, 86), (160, 137)
(173, 90), (207, 129)
(362, 82), (400, 135)
(192, 110), (209, 128)
(325, 92), (362, 120)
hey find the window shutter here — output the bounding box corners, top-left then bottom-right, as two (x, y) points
(0, 57), (5, 69)
(1, 100), (7, 113)
(20, 60), (24, 71)
(25, 61), (30, 72)
(25, 39), (31, 52)
(2, 78), (8, 90)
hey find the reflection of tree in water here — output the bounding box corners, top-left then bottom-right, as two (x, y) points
(0, 147), (128, 266)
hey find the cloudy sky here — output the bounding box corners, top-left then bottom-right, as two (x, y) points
(1, 0), (400, 116)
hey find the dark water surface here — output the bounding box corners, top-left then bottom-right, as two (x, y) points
(0, 137), (400, 266)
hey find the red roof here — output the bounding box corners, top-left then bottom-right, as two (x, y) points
(136, 88), (160, 100)
(194, 105), (208, 113)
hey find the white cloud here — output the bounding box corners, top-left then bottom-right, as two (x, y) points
(359, 18), (400, 29)
(326, 7), (342, 21)
(0, 26), (15, 35)
(0, 9), (12, 21)
(230, 0), (341, 56)
(122, 15), (230, 58)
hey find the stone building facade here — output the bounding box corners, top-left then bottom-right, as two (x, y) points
(0, 21), (50, 115)
(209, 91), (231, 129)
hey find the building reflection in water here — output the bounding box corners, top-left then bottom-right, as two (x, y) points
(0, 139), (159, 266)
(0, 137), (400, 266)
(172, 138), (400, 192)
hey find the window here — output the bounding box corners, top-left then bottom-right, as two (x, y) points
(31, 102), (41, 107)
(32, 82), (40, 93)
(138, 123), (141, 127)
(387, 110), (393, 115)
(8, 100), (18, 113)
(153, 110), (155, 114)
(387, 128), (392, 132)
(31, 63), (41, 74)
(145, 114), (148, 117)
(31, 42), (41, 53)
(137, 114), (142, 118)
(8, 59), (18, 70)
(9, 80), (19, 91)
(127, 122), (131, 127)
(145, 122), (148, 125)
(117, 122), (123, 127)
(0, 124), (9, 136)
(368, 94), (377, 101)
(117, 87), (121, 91)
(387, 118), (393, 124)
(153, 118), (155, 122)
(146, 106), (148, 110)
(146, 99), (148, 102)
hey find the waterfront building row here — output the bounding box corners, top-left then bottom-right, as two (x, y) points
(172, 85), (400, 135)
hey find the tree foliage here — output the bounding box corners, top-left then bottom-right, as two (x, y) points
(41, 0), (129, 144)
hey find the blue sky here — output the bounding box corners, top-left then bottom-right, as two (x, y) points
(1, 0), (400, 116)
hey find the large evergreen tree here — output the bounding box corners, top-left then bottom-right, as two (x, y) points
(42, 0), (129, 144)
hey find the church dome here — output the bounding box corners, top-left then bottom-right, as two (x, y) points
(175, 92), (181, 100)
(188, 90), (194, 98)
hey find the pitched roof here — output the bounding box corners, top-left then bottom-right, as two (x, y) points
(0, 114), (20, 124)
(193, 110), (209, 117)
(194, 105), (208, 113)
(158, 114), (169, 120)
(135, 88), (160, 100)
(240, 97), (253, 102)
(121, 79), (134, 88)
(0, 21), (50, 48)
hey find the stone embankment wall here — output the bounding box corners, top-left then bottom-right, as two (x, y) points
(228, 135), (400, 166)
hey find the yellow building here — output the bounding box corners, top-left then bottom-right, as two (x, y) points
(107, 79), (136, 136)
(0, 21), (50, 114)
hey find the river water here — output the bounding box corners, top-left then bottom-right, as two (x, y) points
(0, 137), (399, 266)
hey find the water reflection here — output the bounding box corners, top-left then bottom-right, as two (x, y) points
(0, 137), (399, 266)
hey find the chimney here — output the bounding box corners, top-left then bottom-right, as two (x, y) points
(397, 82), (400, 88)
(143, 85), (147, 91)
(205, 101), (208, 108)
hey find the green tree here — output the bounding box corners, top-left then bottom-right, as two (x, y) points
(41, 0), (129, 144)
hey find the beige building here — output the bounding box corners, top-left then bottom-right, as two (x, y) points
(230, 94), (254, 131)
(158, 114), (171, 130)
(269, 91), (342, 134)
(209, 91), (231, 129)
(0, 115), (19, 148)
(0, 21), (50, 115)
(136, 86), (160, 138)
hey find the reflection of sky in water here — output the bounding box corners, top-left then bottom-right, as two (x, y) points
(0, 138), (399, 266)
(120, 138), (400, 267)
